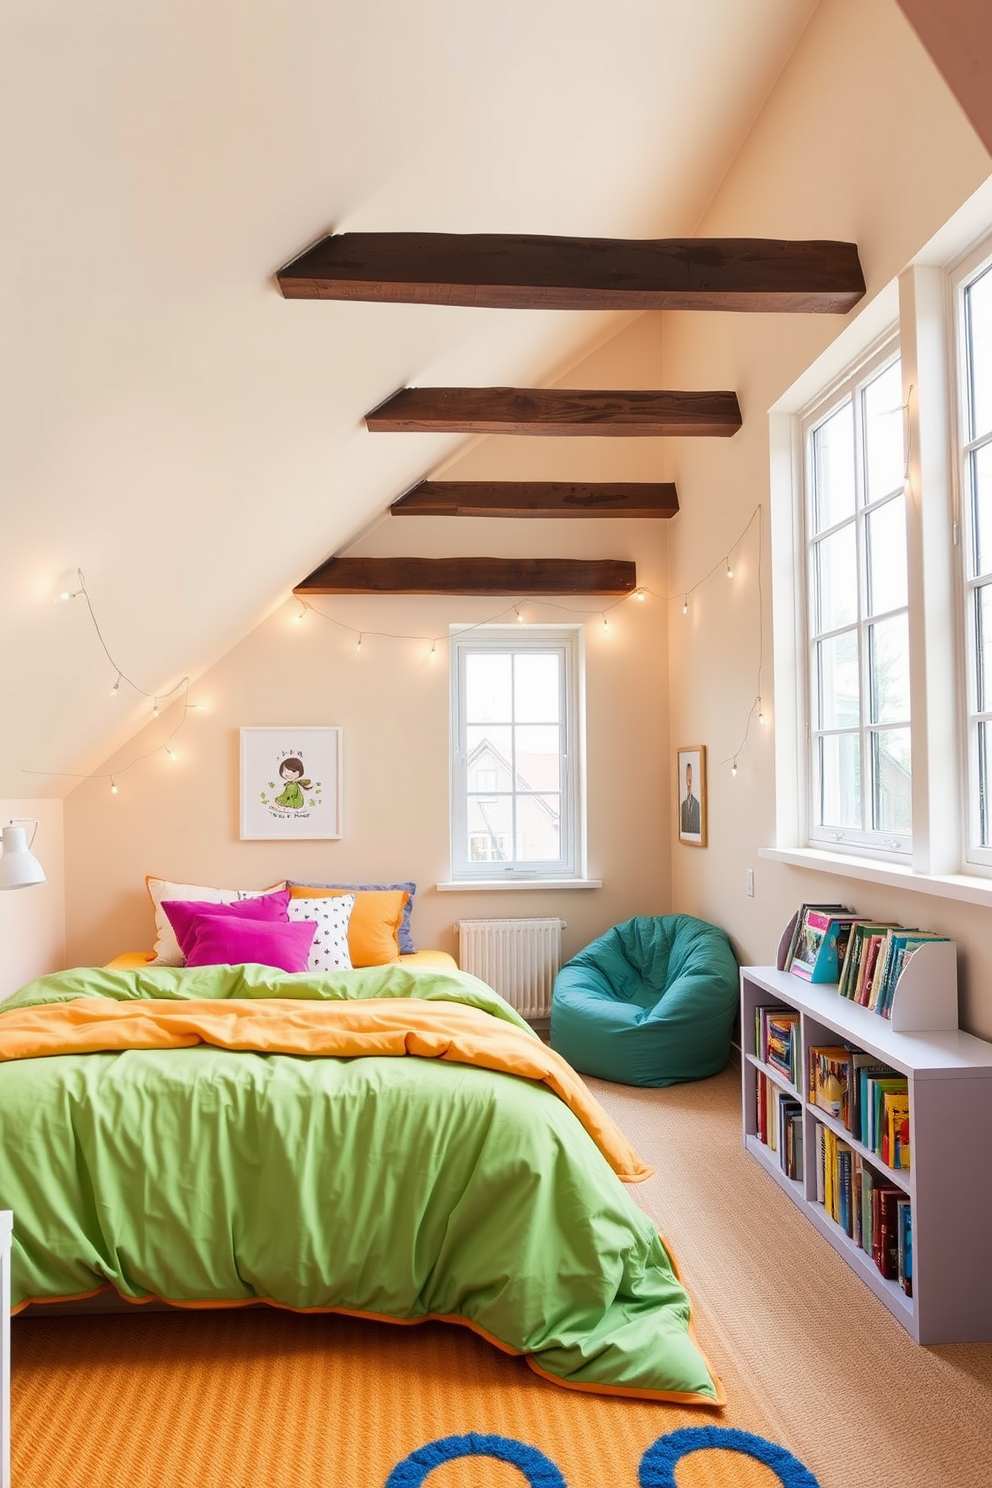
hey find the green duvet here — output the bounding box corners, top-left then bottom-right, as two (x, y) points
(0, 962), (720, 1403)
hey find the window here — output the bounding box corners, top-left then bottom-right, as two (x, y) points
(450, 626), (583, 881)
(958, 254), (992, 863)
(802, 345), (911, 855)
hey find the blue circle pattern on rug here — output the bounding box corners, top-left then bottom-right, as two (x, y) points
(385, 1427), (820, 1487)
(384, 1432), (567, 1488)
(639, 1427), (821, 1487)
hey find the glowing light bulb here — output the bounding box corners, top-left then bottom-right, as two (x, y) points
(152, 700), (159, 718)
(601, 613), (609, 632)
(731, 758), (738, 778)
(682, 595), (688, 615)
(165, 746), (177, 761)
(726, 559), (734, 580)
(515, 607), (524, 623)
(293, 606), (307, 625)
(758, 701), (766, 724)
(355, 634), (363, 655)
(429, 639), (437, 659)
(634, 589), (645, 602)
(110, 677), (121, 698)
(110, 778), (118, 795)
(54, 568), (81, 603)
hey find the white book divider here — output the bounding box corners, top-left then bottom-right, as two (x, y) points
(775, 914), (959, 1031)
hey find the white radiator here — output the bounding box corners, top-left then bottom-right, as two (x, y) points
(457, 917), (565, 1021)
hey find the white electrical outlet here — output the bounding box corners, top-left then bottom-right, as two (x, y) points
(745, 868), (754, 897)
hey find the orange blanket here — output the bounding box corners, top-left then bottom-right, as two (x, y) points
(0, 996), (651, 1183)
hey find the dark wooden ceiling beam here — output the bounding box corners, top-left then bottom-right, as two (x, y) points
(277, 233), (865, 314)
(366, 387), (741, 437)
(295, 557), (636, 596)
(390, 480), (679, 518)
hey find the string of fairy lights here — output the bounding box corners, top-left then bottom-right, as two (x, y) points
(26, 508), (765, 795)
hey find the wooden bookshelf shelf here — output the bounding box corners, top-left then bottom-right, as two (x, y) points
(741, 956), (992, 1343)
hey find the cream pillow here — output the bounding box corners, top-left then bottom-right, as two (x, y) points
(287, 894), (355, 972)
(146, 876), (287, 966)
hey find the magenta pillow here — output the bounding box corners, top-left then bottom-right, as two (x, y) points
(182, 914), (316, 973)
(162, 891), (290, 958)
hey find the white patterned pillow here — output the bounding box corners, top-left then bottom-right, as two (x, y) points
(287, 894), (355, 972)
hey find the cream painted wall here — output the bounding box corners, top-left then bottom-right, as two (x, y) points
(0, 799), (65, 997)
(652, 0), (992, 1033)
(63, 519), (670, 969)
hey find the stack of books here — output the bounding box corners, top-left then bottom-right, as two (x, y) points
(808, 1044), (910, 1171)
(755, 1070), (804, 1182)
(813, 1134), (912, 1294)
(754, 1004), (800, 1088)
(784, 902), (951, 1018)
(838, 923), (951, 1017)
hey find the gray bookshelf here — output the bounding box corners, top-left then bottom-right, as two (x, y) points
(740, 946), (992, 1344)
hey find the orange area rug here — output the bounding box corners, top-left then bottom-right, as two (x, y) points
(11, 1306), (820, 1487)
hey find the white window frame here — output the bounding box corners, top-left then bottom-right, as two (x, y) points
(800, 337), (912, 859)
(951, 235), (992, 869)
(449, 625), (585, 884)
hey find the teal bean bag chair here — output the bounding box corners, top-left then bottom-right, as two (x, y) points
(550, 915), (739, 1087)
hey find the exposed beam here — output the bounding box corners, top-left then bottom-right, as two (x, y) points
(295, 557), (636, 596)
(366, 388), (741, 437)
(277, 233), (865, 314)
(390, 480), (679, 519)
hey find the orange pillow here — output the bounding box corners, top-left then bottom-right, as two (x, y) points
(288, 886), (409, 967)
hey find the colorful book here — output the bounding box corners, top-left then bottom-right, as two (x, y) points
(809, 1045), (851, 1125)
(790, 909), (862, 982)
(878, 933), (952, 1019)
(783, 903), (849, 972)
(897, 1198), (913, 1297)
(882, 1089), (911, 1170)
(838, 922), (900, 1001)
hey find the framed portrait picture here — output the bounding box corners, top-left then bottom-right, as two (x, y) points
(676, 745), (707, 848)
(240, 727), (342, 840)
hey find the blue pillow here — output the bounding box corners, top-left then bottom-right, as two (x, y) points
(286, 880), (416, 954)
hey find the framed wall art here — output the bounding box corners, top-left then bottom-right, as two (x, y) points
(676, 744), (707, 848)
(240, 726), (342, 840)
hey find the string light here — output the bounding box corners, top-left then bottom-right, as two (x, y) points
(726, 558), (734, 580)
(355, 633), (363, 655)
(54, 569), (82, 603)
(151, 700), (159, 718)
(634, 588), (646, 602)
(164, 746), (177, 761)
(110, 778), (118, 795)
(515, 606), (524, 623)
(683, 595), (689, 615)
(601, 613), (609, 632)
(731, 758), (738, 778)
(429, 639), (437, 659)
(110, 676), (121, 697)
(758, 699), (766, 724)
(293, 604), (308, 624)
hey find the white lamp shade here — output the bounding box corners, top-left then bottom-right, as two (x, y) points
(0, 824), (46, 890)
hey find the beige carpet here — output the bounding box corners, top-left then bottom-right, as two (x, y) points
(590, 1066), (992, 1488)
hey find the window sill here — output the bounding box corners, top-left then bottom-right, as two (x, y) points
(435, 878), (602, 892)
(759, 846), (992, 908)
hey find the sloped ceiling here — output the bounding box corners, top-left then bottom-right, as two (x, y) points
(0, 0), (820, 797)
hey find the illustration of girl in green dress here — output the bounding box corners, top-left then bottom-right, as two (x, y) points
(273, 756), (312, 809)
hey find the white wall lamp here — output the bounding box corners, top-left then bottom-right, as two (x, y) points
(0, 820), (46, 891)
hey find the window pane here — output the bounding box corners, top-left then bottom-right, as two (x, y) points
(969, 442), (992, 579)
(862, 361), (904, 502)
(516, 794), (560, 861)
(513, 653), (560, 723)
(818, 734), (861, 829)
(872, 728), (912, 833)
(466, 725), (512, 789)
(977, 584), (992, 713)
(466, 795), (512, 860)
(814, 524), (857, 632)
(465, 653), (512, 722)
(816, 631), (859, 729)
(514, 725), (560, 792)
(869, 614), (910, 724)
(967, 265), (992, 441)
(978, 720), (992, 848)
(866, 496), (907, 615)
(812, 402), (855, 532)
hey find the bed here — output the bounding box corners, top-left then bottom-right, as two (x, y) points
(0, 956), (722, 1406)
